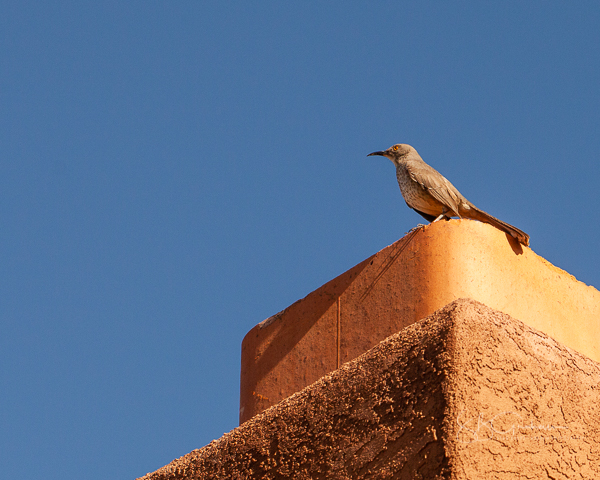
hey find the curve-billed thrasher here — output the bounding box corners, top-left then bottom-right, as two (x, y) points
(368, 144), (530, 246)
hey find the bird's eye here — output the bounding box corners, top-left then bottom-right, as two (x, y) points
(392, 145), (399, 151)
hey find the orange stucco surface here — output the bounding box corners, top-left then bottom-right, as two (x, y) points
(240, 219), (600, 423)
(142, 299), (600, 480)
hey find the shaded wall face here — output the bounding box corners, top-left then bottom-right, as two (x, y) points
(240, 230), (429, 423)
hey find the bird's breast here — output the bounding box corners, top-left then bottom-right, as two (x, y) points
(395, 165), (445, 216)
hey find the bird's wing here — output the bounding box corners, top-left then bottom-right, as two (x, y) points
(407, 163), (464, 217)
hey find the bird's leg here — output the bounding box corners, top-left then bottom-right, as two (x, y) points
(431, 214), (447, 223)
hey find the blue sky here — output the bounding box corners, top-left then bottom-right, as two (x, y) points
(2, 2), (599, 478)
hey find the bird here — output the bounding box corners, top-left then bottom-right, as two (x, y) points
(368, 144), (530, 246)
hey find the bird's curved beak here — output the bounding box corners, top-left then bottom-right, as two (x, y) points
(367, 151), (386, 157)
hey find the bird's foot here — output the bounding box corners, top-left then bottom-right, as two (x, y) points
(406, 224), (427, 235)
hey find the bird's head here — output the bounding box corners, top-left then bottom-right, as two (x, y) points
(367, 144), (416, 165)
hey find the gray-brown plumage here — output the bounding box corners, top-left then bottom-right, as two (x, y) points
(368, 144), (530, 246)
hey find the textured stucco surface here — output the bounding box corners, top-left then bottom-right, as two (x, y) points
(138, 299), (600, 479)
(241, 221), (600, 423)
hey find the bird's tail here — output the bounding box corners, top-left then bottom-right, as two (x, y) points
(465, 204), (530, 246)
